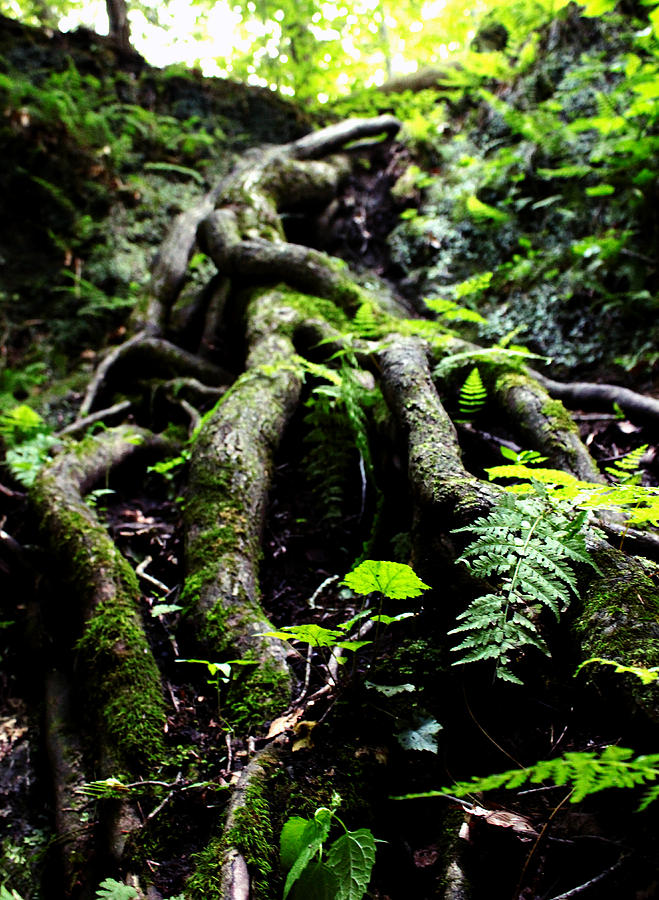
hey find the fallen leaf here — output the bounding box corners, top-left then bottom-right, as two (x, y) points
(292, 720), (317, 751)
(266, 707), (304, 739)
(470, 806), (538, 840)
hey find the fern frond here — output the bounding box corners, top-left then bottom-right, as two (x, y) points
(451, 487), (596, 681)
(605, 444), (648, 484)
(458, 366), (487, 418)
(396, 746), (659, 810)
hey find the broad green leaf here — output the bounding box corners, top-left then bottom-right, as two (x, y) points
(283, 807), (333, 899)
(325, 829), (377, 900)
(280, 816), (312, 871)
(343, 560), (430, 600)
(1, 888), (25, 900)
(291, 861), (340, 900)
(579, 0), (617, 16)
(369, 612), (415, 625)
(335, 640), (372, 652)
(150, 603), (183, 616)
(396, 717), (443, 754)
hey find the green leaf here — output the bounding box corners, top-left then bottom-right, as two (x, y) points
(369, 612), (415, 625)
(290, 861), (340, 900)
(283, 807), (333, 899)
(325, 829), (377, 900)
(396, 716), (443, 753)
(261, 623), (345, 648)
(585, 184), (615, 197)
(150, 603), (183, 616)
(0, 887), (25, 900)
(95, 879), (138, 900)
(343, 560), (430, 599)
(280, 816), (312, 871)
(465, 194), (510, 223)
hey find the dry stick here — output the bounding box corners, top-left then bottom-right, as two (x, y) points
(77, 334), (228, 420)
(78, 329), (146, 419)
(58, 399), (133, 437)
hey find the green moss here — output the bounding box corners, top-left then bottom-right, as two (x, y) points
(186, 753), (283, 900)
(574, 548), (659, 718)
(224, 658), (291, 731)
(185, 837), (224, 899)
(31, 464), (166, 770)
(77, 594), (166, 768)
(540, 397), (579, 435)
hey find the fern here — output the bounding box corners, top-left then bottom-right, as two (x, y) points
(458, 366), (487, 419)
(486, 456), (659, 527)
(604, 444), (648, 484)
(395, 745), (659, 811)
(302, 356), (378, 531)
(450, 487), (597, 683)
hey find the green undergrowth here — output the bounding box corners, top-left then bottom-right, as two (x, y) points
(377, 3), (659, 374)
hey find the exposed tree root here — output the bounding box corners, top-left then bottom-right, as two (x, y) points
(532, 370), (659, 426)
(13, 113), (659, 898)
(30, 426), (172, 769)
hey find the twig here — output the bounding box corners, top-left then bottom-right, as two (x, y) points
(57, 400), (133, 437)
(146, 772), (183, 822)
(293, 643), (314, 704)
(545, 854), (628, 900)
(135, 555), (171, 594)
(307, 574), (339, 610)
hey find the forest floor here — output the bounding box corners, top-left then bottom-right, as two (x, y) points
(1, 12), (659, 900)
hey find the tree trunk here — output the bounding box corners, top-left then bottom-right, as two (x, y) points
(106, 0), (131, 51)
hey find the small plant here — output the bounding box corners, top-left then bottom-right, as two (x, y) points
(486, 446), (659, 528)
(0, 404), (57, 486)
(280, 796), (377, 900)
(176, 657), (258, 714)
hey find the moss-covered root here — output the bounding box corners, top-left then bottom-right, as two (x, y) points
(30, 426), (168, 770)
(574, 545), (659, 723)
(77, 331), (229, 420)
(492, 370), (602, 482)
(44, 670), (96, 899)
(184, 289), (307, 728)
(186, 743), (283, 900)
(377, 335), (499, 524)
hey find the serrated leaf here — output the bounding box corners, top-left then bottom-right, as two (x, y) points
(396, 717), (443, 754)
(283, 808), (333, 899)
(325, 829), (377, 900)
(95, 879), (138, 900)
(290, 861), (340, 900)
(343, 560), (430, 600)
